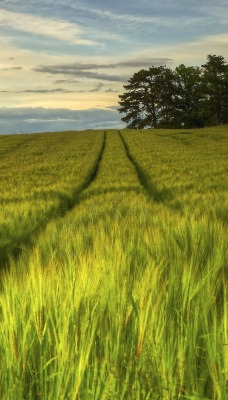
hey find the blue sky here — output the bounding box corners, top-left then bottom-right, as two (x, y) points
(0, 0), (228, 133)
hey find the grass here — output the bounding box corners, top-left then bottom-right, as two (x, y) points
(0, 130), (104, 267)
(0, 127), (227, 399)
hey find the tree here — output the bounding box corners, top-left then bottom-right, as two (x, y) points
(201, 54), (228, 125)
(154, 66), (176, 128)
(118, 69), (150, 129)
(118, 66), (176, 129)
(174, 64), (204, 128)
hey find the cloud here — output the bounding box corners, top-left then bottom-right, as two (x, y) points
(0, 8), (99, 46)
(0, 106), (124, 134)
(89, 82), (104, 92)
(76, 5), (205, 30)
(0, 83), (106, 95)
(34, 66), (128, 82)
(23, 88), (73, 93)
(35, 57), (172, 72)
(1, 1), (227, 116)
(77, 1), (228, 29)
(0, 88), (74, 94)
(105, 88), (119, 93)
(33, 57), (172, 83)
(53, 79), (81, 84)
(117, 58), (173, 68)
(2, 66), (23, 71)
(143, 32), (228, 67)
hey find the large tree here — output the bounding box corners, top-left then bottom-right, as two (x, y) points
(118, 66), (176, 129)
(201, 54), (228, 125)
(174, 64), (204, 128)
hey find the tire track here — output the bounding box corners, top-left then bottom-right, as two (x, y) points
(58, 131), (106, 212)
(0, 131), (106, 270)
(118, 131), (177, 205)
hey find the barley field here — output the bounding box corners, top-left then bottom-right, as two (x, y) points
(0, 127), (227, 399)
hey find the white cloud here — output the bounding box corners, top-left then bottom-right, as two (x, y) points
(0, 8), (99, 46)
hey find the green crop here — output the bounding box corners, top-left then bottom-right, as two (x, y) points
(0, 127), (227, 399)
(0, 130), (104, 267)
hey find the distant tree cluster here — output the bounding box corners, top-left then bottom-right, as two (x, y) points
(118, 55), (228, 129)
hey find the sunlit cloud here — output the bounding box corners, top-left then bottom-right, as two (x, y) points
(0, 8), (99, 46)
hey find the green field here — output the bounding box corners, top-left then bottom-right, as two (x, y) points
(0, 127), (227, 399)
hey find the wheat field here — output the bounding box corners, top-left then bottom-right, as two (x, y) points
(0, 127), (227, 399)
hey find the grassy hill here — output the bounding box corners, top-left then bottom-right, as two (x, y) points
(0, 127), (227, 399)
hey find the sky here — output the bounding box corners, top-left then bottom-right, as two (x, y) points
(0, 0), (228, 134)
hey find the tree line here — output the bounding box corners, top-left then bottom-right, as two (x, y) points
(118, 55), (228, 129)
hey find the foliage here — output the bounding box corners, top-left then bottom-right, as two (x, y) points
(201, 55), (228, 125)
(0, 128), (227, 399)
(118, 54), (228, 129)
